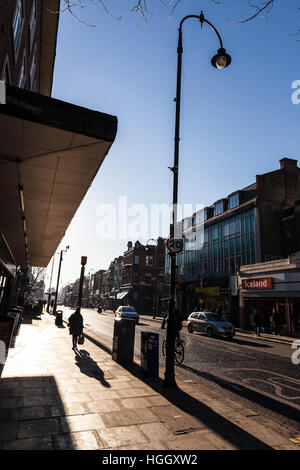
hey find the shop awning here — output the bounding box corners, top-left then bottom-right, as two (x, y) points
(117, 290), (130, 300)
(0, 85), (117, 267)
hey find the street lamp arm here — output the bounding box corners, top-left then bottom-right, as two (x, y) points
(179, 13), (224, 49)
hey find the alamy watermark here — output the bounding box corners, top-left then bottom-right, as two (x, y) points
(291, 80), (300, 104)
(95, 196), (205, 241)
(0, 340), (5, 365)
(291, 340), (300, 365)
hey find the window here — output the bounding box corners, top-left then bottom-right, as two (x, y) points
(13, 0), (24, 54)
(213, 225), (218, 241)
(195, 209), (207, 225)
(29, 0), (37, 49)
(215, 201), (224, 216)
(134, 255), (139, 265)
(145, 273), (152, 285)
(228, 193), (240, 210)
(145, 255), (153, 266)
(30, 44), (37, 90)
(1, 56), (10, 84)
(18, 51), (26, 88)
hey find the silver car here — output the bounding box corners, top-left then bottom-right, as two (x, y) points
(115, 306), (139, 323)
(187, 311), (235, 339)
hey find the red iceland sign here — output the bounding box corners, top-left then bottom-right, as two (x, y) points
(242, 277), (273, 290)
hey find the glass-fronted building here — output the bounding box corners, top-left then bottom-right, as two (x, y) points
(165, 159), (300, 330)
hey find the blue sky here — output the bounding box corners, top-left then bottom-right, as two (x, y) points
(46, 0), (300, 289)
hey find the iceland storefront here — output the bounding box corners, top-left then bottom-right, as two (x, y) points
(238, 252), (300, 337)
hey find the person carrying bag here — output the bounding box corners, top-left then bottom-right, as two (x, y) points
(68, 307), (84, 350)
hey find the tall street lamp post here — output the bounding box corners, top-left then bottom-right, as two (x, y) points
(47, 252), (58, 313)
(163, 11), (231, 388)
(53, 246), (69, 315)
(78, 256), (87, 309)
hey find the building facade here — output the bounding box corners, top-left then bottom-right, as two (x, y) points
(0, 0), (59, 94)
(165, 158), (300, 326)
(118, 238), (166, 314)
(238, 252), (300, 337)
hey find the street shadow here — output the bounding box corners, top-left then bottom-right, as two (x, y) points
(74, 349), (111, 387)
(0, 376), (74, 450)
(126, 362), (274, 450)
(189, 332), (272, 348)
(83, 332), (112, 355)
(228, 337), (272, 348)
(176, 364), (300, 429)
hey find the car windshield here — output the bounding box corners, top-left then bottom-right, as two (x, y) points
(123, 307), (136, 312)
(205, 313), (222, 322)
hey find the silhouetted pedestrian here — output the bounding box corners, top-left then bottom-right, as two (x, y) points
(273, 310), (281, 336)
(68, 307), (84, 350)
(254, 311), (262, 337)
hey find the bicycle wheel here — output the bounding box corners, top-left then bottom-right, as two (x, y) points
(162, 339), (167, 357)
(175, 341), (184, 364)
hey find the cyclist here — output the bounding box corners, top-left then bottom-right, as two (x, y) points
(162, 300), (183, 342)
(174, 307), (183, 344)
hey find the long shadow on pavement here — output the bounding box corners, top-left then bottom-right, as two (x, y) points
(0, 376), (75, 450)
(74, 349), (111, 387)
(178, 364), (300, 431)
(83, 332), (273, 450)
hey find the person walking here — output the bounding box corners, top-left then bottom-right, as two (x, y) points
(273, 310), (281, 336)
(254, 311), (262, 337)
(161, 310), (168, 329)
(68, 307), (84, 350)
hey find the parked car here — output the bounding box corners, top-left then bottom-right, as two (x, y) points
(187, 311), (235, 339)
(115, 306), (139, 323)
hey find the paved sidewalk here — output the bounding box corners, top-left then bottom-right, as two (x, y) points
(0, 311), (299, 450)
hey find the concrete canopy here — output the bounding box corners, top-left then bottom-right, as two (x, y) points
(0, 85), (117, 268)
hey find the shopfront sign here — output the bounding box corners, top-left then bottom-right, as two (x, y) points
(195, 287), (220, 296)
(242, 277), (273, 290)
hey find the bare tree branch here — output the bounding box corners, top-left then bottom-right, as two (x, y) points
(228, 0), (274, 24)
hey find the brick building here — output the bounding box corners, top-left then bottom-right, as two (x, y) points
(0, 0), (117, 373)
(0, 0), (59, 94)
(119, 238), (166, 315)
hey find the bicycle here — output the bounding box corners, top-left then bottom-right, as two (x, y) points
(162, 336), (184, 364)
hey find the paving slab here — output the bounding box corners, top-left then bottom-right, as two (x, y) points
(0, 311), (299, 451)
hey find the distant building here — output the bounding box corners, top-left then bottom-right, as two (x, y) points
(118, 238), (166, 315)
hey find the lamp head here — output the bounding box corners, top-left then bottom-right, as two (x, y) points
(211, 48), (231, 69)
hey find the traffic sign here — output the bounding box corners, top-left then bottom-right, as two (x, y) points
(167, 238), (184, 254)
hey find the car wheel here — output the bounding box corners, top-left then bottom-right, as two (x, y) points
(187, 323), (193, 334)
(207, 328), (213, 338)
